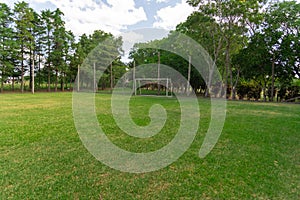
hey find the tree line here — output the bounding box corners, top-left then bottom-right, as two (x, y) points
(0, 1), (125, 93)
(0, 1), (299, 101)
(130, 0), (300, 101)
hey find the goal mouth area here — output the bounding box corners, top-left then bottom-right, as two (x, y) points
(134, 78), (173, 97)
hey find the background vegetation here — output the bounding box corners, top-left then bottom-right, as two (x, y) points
(0, 1), (299, 101)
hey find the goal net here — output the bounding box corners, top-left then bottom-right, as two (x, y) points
(134, 78), (173, 97)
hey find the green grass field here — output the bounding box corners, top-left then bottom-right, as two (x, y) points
(0, 93), (299, 199)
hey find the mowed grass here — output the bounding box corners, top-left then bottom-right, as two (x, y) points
(0, 92), (299, 199)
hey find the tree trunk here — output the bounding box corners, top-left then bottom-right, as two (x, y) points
(230, 67), (234, 99)
(110, 63), (113, 93)
(55, 69), (58, 92)
(29, 49), (32, 90)
(232, 69), (240, 100)
(38, 54), (41, 89)
(271, 58), (275, 102)
(1, 39), (3, 93)
(70, 76), (72, 91)
(205, 84), (209, 97)
(94, 63), (97, 93)
(263, 83), (267, 102)
(21, 43), (24, 93)
(31, 54), (35, 94)
(0, 75), (3, 93)
(12, 77), (15, 91)
(77, 65), (80, 92)
(61, 72), (65, 92)
(47, 34), (51, 92)
(232, 86), (237, 100)
(21, 63), (24, 93)
(47, 64), (51, 92)
(157, 52), (161, 95)
(225, 39), (230, 99)
(187, 55), (191, 96)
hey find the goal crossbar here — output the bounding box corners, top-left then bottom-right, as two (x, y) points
(134, 78), (173, 97)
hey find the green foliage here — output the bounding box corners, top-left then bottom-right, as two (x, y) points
(0, 0), (299, 97)
(232, 0), (300, 101)
(236, 80), (261, 100)
(0, 2), (126, 93)
(266, 0), (300, 78)
(13, 1), (35, 93)
(0, 3), (17, 92)
(186, 0), (267, 99)
(129, 35), (206, 94)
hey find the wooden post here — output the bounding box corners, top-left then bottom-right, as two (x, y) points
(139, 80), (142, 95)
(110, 62), (113, 93)
(32, 55), (35, 94)
(158, 51), (161, 95)
(77, 65), (80, 92)
(187, 55), (191, 96)
(166, 78), (169, 97)
(271, 56), (275, 102)
(133, 60), (136, 95)
(94, 62), (96, 93)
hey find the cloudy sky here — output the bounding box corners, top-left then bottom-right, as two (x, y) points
(0, 0), (195, 37)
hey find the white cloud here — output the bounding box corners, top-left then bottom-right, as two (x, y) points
(145, 0), (171, 3)
(1, 0), (147, 37)
(153, 0), (194, 30)
(156, 0), (171, 3)
(120, 31), (144, 62)
(122, 31), (145, 44)
(50, 0), (148, 36)
(119, 28), (169, 63)
(0, 0), (15, 7)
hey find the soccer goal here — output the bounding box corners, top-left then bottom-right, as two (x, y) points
(133, 78), (173, 97)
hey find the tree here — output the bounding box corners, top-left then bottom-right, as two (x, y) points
(75, 30), (123, 91)
(0, 3), (79, 92)
(14, 1), (35, 93)
(41, 9), (54, 92)
(265, 1), (300, 101)
(32, 11), (46, 89)
(233, 33), (272, 101)
(28, 10), (41, 92)
(233, 2), (300, 102)
(51, 8), (66, 91)
(0, 3), (16, 92)
(187, 0), (267, 99)
(176, 11), (224, 96)
(62, 30), (75, 91)
(129, 36), (207, 95)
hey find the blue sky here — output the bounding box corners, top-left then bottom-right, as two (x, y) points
(0, 0), (195, 37)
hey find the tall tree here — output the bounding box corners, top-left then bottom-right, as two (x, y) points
(14, 1), (34, 93)
(187, 0), (266, 99)
(78, 30), (123, 91)
(41, 9), (54, 92)
(233, 33), (272, 101)
(32, 11), (46, 89)
(51, 8), (66, 91)
(236, 1), (300, 101)
(61, 30), (75, 91)
(264, 1), (300, 101)
(0, 3), (16, 92)
(28, 10), (41, 92)
(176, 11), (225, 96)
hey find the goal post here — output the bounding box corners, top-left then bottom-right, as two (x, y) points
(133, 78), (173, 97)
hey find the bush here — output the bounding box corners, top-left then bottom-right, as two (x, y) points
(237, 81), (261, 100)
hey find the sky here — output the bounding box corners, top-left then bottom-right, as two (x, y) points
(0, 0), (195, 37)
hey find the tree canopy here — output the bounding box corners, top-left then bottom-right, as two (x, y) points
(0, 1), (125, 93)
(0, 0), (299, 101)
